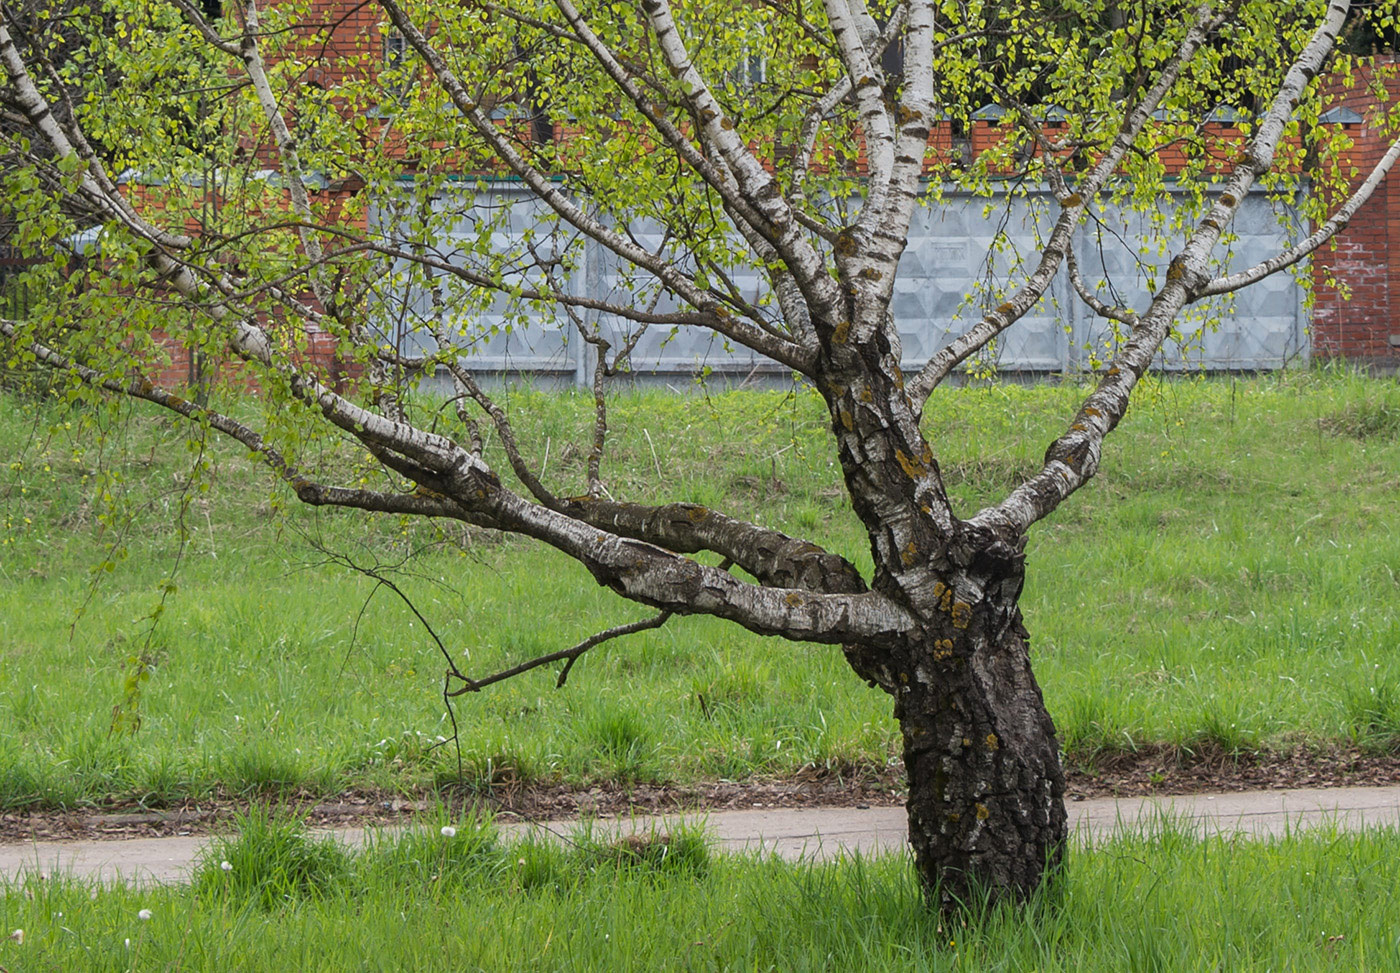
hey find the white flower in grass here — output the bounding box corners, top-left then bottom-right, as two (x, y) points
(440, 826), (457, 838)
(137, 909), (153, 921)
(7, 929), (22, 945)
(220, 860), (233, 872)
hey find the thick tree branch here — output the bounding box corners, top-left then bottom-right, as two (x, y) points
(634, 0), (845, 319)
(822, 0), (896, 222)
(791, 4), (907, 203)
(557, 496), (867, 594)
(0, 318), (476, 523)
(904, 2), (1224, 405)
(969, 0), (1356, 538)
(1196, 134), (1400, 299)
(375, 0), (817, 374)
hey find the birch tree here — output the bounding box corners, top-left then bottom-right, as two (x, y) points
(3, 0), (1397, 905)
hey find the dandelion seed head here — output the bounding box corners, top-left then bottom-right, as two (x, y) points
(220, 860), (233, 872)
(440, 826), (457, 838)
(137, 909), (153, 921)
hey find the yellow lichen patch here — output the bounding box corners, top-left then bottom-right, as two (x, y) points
(686, 506), (710, 523)
(961, 736), (972, 747)
(835, 231), (858, 256)
(947, 811), (962, 823)
(1071, 422), (1087, 432)
(932, 581), (948, 601)
(832, 318), (852, 344)
(951, 601), (972, 629)
(1166, 257), (1185, 281)
(985, 733), (999, 751)
(1062, 193), (1082, 207)
(1083, 407), (1101, 418)
(939, 587), (953, 613)
(932, 639), (954, 660)
(859, 385), (874, 403)
(895, 449), (926, 479)
(975, 803), (990, 821)
(784, 591), (804, 607)
(899, 672), (909, 684)
(839, 408), (855, 432)
(1107, 366), (1120, 376)
(900, 541), (918, 566)
(996, 302), (1015, 316)
(1220, 193), (1237, 207)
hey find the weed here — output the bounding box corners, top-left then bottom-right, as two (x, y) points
(1319, 393), (1400, 439)
(220, 746), (310, 797)
(1182, 694), (1262, 756)
(572, 821), (712, 879)
(1056, 691), (1136, 759)
(1341, 672), (1400, 747)
(193, 806), (351, 908)
(578, 705), (658, 782)
(359, 808), (503, 891)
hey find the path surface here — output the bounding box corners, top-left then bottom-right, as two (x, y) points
(3, 785), (1399, 886)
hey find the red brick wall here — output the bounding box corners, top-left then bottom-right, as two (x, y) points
(1310, 58), (1400, 368)
(144, 326), (360, 394)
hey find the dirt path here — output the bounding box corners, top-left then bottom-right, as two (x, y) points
(4, 784), (1399, 886)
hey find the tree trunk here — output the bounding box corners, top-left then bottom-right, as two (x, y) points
(888, 564), (1067, 908)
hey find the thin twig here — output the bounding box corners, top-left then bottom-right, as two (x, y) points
(448, 610), (674, 695)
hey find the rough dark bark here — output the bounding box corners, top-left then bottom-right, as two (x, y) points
(895, 597), (1066, 908)
(838, 522), (1067, 907)
(814, 323), (1066, 905)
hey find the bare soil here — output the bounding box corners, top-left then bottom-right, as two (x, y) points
(2, 743), (1397, 845)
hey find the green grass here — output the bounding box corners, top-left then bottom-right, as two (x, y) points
(0, 369), (1398, 807)
(5, 813), (1400, 970)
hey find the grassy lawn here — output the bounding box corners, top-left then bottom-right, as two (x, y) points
(0, 369), (1397, 807)
(3, 812), (1400, 971)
